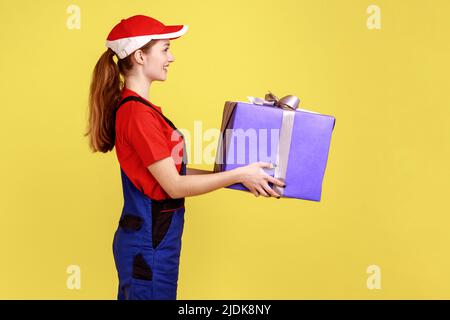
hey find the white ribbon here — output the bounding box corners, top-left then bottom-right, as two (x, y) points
(246, 96), (297, 196)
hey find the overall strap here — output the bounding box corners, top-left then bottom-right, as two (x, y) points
(117, 96), (178, 130)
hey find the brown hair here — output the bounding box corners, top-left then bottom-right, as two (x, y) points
(85, 40), (158, 152)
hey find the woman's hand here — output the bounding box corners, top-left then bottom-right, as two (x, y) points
(235, 162), (286, 198)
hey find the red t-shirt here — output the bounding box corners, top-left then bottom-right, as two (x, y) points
(115, 87), (185, 200)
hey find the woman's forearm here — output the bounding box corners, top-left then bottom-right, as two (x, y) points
(172, 168), (241, 198)
(148, 158), (281, 199)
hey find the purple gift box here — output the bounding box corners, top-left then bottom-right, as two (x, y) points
(214, 93), (336, 201)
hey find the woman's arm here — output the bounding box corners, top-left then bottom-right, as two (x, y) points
(148, 157), (285, 199)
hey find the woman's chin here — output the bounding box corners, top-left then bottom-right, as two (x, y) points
(153, 75), (167, 82)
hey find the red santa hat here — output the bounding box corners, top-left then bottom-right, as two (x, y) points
(106, 15), (188, 59)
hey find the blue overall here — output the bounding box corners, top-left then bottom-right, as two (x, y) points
(112, 96), (186, 300)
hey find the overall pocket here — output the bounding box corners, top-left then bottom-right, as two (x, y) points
(119, 214), (144, 232)
(128, 253), (154, 300)
(151, 198), (184, 249)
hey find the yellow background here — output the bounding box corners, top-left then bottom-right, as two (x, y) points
(0, 0), (449, 299)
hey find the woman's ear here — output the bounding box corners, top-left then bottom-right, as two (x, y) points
(133, 49), (146, 65)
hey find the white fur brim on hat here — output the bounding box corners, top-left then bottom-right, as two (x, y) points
(106, 25), (188, 59)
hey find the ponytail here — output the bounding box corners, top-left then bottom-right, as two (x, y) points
(85, 40), (157, 152)
(85, 48), (122, 153)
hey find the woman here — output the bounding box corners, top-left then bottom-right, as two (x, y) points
(85, 15), (285, 300)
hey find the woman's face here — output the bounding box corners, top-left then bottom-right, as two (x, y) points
(142, 39), (174, 81)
